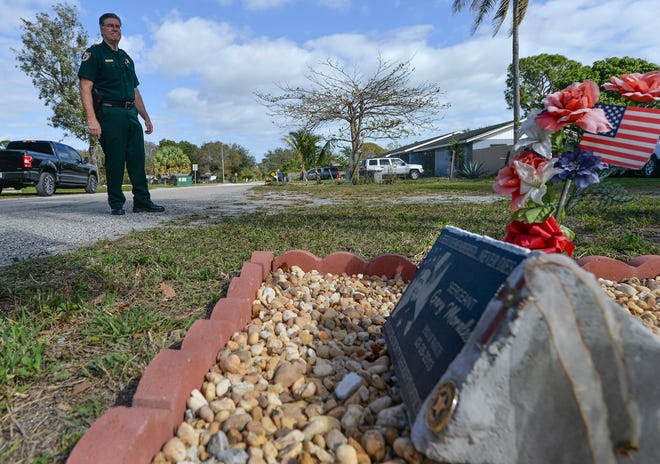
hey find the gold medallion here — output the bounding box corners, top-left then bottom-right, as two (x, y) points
(425, 380), (458, 432)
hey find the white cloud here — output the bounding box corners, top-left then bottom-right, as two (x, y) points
(2, 0), (660, 159)
(146, 0), (660, 157)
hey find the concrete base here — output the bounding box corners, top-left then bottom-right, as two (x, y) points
(412, 253), (660, 464)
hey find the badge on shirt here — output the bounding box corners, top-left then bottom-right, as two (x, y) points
(105, 59), (114, 63)
(81, 51), (90, 62)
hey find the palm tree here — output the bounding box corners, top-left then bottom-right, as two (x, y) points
(282, 129), (324, 180)
(452, 0), (529, 144)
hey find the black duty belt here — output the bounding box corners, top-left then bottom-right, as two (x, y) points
(102, 100), (135, 109)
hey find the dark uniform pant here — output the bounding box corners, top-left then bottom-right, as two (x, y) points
(98, 106), (151, 208)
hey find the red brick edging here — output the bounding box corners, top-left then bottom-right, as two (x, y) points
(576, 254), (660, 281)
(66, 252), (659, 463)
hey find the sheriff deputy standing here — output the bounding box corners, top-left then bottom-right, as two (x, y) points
(78, 12), (164, 215)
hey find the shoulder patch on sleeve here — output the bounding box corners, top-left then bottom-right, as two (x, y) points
(81, 51), (91, 62)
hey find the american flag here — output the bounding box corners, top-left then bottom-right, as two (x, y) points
(579, 103), (660, 169)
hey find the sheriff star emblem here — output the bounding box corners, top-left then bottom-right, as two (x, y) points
(425, 380), (458, 432)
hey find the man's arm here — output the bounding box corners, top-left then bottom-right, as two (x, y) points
(134, 88), (153, 135)
(80, 78), (101, 138)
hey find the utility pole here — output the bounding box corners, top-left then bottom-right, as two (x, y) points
(221, 145), (225, 183)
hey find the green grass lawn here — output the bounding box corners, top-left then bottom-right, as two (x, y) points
(0, 176), (658, 463)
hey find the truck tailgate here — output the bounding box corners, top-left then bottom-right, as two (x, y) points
(0, 150), (29, 172)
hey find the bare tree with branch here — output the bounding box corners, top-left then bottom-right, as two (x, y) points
(256, 56), (449, 183)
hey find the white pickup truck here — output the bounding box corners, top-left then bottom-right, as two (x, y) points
(359, 157), (424, 180)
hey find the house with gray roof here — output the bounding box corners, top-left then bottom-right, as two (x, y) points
(386, 121), (515, 177)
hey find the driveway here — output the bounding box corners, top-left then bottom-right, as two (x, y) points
(0, 183), (269, 266)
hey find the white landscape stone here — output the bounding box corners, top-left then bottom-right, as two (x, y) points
(334, 372), (363, 400)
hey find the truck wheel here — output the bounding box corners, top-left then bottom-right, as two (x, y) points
(36, 172), (56, 196)
(85, 175), (98, 193)
(409, 169), (421, 180)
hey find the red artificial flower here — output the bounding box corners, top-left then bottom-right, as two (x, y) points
(535, 80), (612, 133)
(503, 216), (575, 257)
(603, 70), (660, 103)
(493, 150), (546, 210)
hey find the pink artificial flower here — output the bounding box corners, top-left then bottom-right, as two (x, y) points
(535, 80), (612, 133)
(493, 150), (549, 210)
(603, 71), (660, 103)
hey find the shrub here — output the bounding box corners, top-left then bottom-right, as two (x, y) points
(459, 160), (488, 179)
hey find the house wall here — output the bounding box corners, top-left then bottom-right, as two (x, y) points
(473, 143), (513, 174)
(400, 128), (514, 177)
(413, 142), (513, 177)
(412, 151), (435, 176)
(397, 151), (436, 177)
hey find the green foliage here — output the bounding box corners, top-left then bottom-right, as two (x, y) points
(157, 139), (255, 179)
(282, 129), (331, 178)
(508, 54), (660, 112)
(238, 168), (256, 180)
(196, 141), (228, 175)
(152, 145), (191, 177)
(361, 142), (387, 158)
(261, 147), (296, 174)
(0, 310), (47, 386)
(506, 54), (595, 113)
(564, 175), (634, 212)
(452, 0), (529, 35)
(449, 138), (466, 167)
(458, 160), (488, 179)
(280, 157), (301, 174)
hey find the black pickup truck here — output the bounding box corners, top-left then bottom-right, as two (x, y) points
(0, 140), (98, 196)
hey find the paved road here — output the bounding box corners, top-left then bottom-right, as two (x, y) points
(0, 183), (268, 267)
(0, 183), (502, 267)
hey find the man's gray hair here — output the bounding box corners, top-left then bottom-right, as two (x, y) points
(99, 13), (121, 27)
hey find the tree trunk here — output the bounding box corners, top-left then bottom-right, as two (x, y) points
(350, 142), (362, 184)
(349, 118), (362, 184)
(88, 138), (99, 167)
(512, 0), (521, 146)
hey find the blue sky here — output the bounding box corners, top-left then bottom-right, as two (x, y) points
(1, 0), (658, 161)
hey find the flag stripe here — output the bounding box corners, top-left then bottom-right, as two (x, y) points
(623, 105), (660, 115)
(619, 120), (660, 133)
(609, 129), (658, 144)
(620, 115), (660, 125)
(579, 140), (650, 163)
(579, 104), (660, 169)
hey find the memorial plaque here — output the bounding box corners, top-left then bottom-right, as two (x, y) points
(383, 226), (532, 419)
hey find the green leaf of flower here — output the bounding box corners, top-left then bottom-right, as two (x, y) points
(512, 203), (556, 224)
(560, 224), (575, 241)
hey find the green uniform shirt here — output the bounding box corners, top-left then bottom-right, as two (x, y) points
(78, 41), (139, 101)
